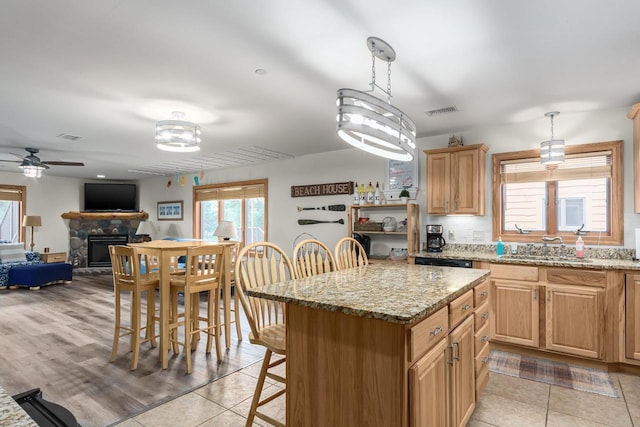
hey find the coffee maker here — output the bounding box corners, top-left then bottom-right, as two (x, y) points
(426, 224), (446, 252)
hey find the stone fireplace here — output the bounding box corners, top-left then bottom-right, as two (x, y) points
(61, 212), (149, 268)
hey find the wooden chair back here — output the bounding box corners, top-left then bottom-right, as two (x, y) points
(181, 244), (225, 293)
(292, 238), (337, 278)
(234, 242), (295, 345)
(109, 245), (160, 288)
(334, 237), (369, 270)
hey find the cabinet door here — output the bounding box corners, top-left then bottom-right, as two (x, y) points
(450, 315), (475, 427)
(492, 280), (539, 347)
(626, 274), (640, 360)
(546, 285), (603, 359)
(426, 152), (450, 214)
(451, 149), (482, 214)
(409, 338), (449, 427)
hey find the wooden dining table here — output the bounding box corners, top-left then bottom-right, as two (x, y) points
(129, 240), (238, 369)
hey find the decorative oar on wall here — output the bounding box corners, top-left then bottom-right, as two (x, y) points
(298, 219), (345, 225)
(296, 204), (346, 211)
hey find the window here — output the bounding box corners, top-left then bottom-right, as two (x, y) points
(0, 185), (26, 244)
(193, 179), (267, 245)
(492, 141), (623, 245)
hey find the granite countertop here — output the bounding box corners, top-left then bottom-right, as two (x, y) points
(244, 263), (489, 324)
(410, 246), (640, 271)
(0, 386), (37, 427)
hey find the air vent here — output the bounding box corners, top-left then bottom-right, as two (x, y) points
(425, 106), (459, 116)
(56, 133), (82, 140)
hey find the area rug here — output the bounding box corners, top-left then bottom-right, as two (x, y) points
(489, 350), (618, 398)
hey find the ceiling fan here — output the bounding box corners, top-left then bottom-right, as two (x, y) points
(0, 147), (84, 177)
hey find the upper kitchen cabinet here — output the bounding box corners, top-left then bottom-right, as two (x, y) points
(424, 144), (488, 215)
(627, 103), (640, 213)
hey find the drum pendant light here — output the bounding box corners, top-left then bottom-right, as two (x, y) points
(540, 111), (565, 165)
(336, 37), (416, 162)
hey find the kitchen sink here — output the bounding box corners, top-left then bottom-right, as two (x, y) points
(503, 254), (592, 263)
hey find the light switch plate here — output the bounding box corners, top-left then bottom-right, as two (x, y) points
(472, 230), (483, 241)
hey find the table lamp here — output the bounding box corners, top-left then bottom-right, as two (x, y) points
(213, 221), (236, 241)
(23, 215), (42, 251)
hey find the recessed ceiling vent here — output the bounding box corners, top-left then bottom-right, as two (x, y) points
(425, 106), (459, 116)
(56, 133), (82, 141)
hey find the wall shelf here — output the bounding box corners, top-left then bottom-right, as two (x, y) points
(61, 211), (149, 220)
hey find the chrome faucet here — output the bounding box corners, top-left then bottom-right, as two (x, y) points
(542, 236), (563, 257)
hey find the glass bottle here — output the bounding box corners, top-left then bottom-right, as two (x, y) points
(366, 182), (374, 204)
(374, 181), (381, 205)
(353, 181), (359, 205)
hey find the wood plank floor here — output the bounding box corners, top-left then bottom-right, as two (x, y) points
(0, 273), (264, 427)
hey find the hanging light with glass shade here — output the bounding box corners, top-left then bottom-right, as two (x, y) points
(336, 37), (416, 162)
(540, 111), (565, 165)
(155, 111), (201, 152)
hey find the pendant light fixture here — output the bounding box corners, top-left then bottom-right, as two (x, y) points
(155, 111), (201, 152)
(540, 111), (565, 165)
(336, 37), (416, 162)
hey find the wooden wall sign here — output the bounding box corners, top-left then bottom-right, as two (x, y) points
(290, 181), (353, 198)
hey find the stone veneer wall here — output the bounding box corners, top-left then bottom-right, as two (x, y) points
(66, 218), (143, 268)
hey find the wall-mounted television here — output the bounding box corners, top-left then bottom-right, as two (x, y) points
(84, 183), (137, 212)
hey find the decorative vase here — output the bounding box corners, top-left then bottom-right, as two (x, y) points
(400, 196), (409, 204)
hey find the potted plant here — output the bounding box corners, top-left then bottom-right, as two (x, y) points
(399, 188), (410, 204)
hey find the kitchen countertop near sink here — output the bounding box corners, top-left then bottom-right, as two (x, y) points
(409, 244), (640, 271)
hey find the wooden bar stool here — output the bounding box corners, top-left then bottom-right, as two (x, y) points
(235, 242), (295, 427)
(168, 244), (225, 374)
(109, 245), (160, 370)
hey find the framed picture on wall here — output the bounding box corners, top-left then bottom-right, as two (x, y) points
(157, 200), (183, 221)
(385, 156), (418, 190)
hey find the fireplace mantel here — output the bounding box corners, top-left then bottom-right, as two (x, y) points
(61, 211), (149, 220)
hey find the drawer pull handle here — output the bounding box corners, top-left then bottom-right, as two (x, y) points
(452, 341), (460, 362)
(481, 313), (489, 320)
(448, 344), (454, 366)
(430, 326), (444, 337)
(462, 304), (472, 311)
(481, 335), (489, 342)
(480, 291), (488, 297)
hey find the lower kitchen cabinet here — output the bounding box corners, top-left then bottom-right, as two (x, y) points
(492, 280), (539, 348)
(410, 315), (475, 427)
(626, 274), (640, 360)
(546, 284), (603, 359)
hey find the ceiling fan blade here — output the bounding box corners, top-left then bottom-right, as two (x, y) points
(41, 161), (85, 166)
(0, 159), (21, 163)
(10, 152), (28, 160)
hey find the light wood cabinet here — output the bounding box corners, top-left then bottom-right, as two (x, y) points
(449, 315), (475, 427)
(627, 103), (640, 213)
(424, 144), (487, 215)
(347, 203), (420, 255)
(492, 280), (540, 348)
(545, 285), (603, 359)
(409, 339), (449, 427)
(626, 274), (640, 360)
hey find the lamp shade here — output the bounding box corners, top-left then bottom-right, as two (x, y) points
(23, 215), (42, 227)
(165, 223), (182, 238)
(213, 221), (237, 240)
(136, 221), (157, 236)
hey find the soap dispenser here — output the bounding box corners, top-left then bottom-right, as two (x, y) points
(576, 236), (585, 259)
(496, 237), (504, 257)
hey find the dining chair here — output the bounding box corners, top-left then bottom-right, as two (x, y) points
(109, 245), (160, 370)
(168, 244), (225, 374)
(292, 238), (337, 278)
(334, 237), (369, 270)
(221, 242), (243, 343)
(235, 242), (295, 427)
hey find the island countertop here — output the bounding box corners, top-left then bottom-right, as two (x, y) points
(0, 385), (36, 427)
(244, 263), (489, 324)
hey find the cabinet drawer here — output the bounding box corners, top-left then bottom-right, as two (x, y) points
(490, 264), (538, 282)
(474, 280), (490, 307)
(409, 306), (448, 362)
(546, 268), (606, 288)
(450, 290), (474, 328)
(474, 303), (490, 332)
(475, 341), (490, 377)
(476, 361), (489, 398)
(41, 252), (66, 263)
(474, 321), (490, 354)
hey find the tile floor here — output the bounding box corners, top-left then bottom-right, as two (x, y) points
(114, 361), (640, 427)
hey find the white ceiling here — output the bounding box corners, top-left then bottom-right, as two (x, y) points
(1, 0), (639, 180)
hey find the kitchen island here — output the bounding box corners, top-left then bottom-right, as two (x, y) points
(246, 262), (490, 426)
(0, 385), (37, 427)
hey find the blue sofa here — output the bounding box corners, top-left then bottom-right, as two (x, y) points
(0, 250), (43, 288)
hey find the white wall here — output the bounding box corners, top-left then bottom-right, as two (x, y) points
(0, 172), (83, 253)
(5, 105), (636, 256)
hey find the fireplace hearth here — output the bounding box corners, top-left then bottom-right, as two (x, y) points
(87, 235), (128, 267)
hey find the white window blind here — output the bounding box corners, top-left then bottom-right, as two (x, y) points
(500, 151), (612, 184)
